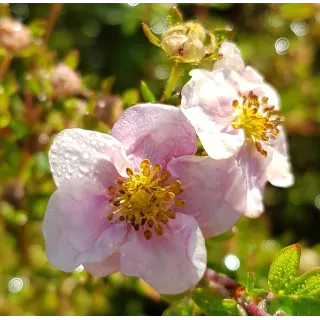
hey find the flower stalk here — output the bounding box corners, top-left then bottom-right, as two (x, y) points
(161, 62), (182, 102)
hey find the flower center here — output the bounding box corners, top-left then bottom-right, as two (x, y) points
(108, 159), (185, 240)
(231, 91), (284, 157)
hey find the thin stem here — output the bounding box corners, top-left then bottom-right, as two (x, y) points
(44, 3), (63, 46)
(161, 63), (182, 102)
(0, 53), (13, 84)
(245, 301), (271, 316)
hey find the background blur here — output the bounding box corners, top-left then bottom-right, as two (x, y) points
(0, 3), (320, 316)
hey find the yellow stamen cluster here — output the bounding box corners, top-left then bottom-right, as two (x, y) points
(108, 159), (185, 240)
(231, 91), (284, 157)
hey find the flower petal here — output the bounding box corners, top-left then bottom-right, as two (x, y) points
(168, 155), (247, 238)
(49, 128), (130, 187)
(84, 253), (121, 277)
(236, 144), (270, 218)
(43, 178), (127, 272)
(111, 103), (197, 168)
(120, 213), (206, 294)
(181, 69), (245, 159)
(267, 127), (294, 187)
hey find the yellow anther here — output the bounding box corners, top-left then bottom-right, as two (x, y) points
(140, 159), (150, 169)
(160, 170), (171, 181)
(165, 209), (176, 219)
(155, 224), (164, 236)
(108, 186), (117, 194)
(126, 167), (134, 176)
(144, 230), (152, 240)
(142, 165), (150, 177)
(175, 199), (186, 208)
(164, 192), (175, 201)
(169, 180), (181, 189)
(153, 164), (162, 173)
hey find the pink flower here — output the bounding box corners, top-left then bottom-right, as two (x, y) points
(43, 103), (246, 294)
(181, 42), (294, 217)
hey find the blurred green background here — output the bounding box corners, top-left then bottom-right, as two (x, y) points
(1, 3), (320, 316)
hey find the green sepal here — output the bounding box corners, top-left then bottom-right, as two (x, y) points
(285, 267), (320, 296)
(268, 244), (301, 293)
(141, 23), (160, 47)
(213, 28), (233, 47)
(140, 80), (156, 103)
(166, 6), (183, 27)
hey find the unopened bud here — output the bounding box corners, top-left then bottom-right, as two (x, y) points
(51, 63), (81, 97)
(95, 95), (123, 127)
(0, 19), (30, 52)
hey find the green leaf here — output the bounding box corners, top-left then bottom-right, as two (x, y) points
(213, 29), (233, 47)
(268, 244), (301, 293)
(63, 50), (80, 69)
(269, 295), (320, 316)
(122, 89), (140, 108)
(246, 272), (255, 292)
(141, 23), (160, 47)
(28, 19), (47, 38)
(192, 288), (240, 316)
(101, 76), (116, 93)
(166, 6), (183, 27)
(162, 297), (194, 316)
(140, 81), (156, 103)
(285, 268), (320, 296)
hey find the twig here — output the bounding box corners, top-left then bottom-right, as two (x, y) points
(44, 3), (63, 46)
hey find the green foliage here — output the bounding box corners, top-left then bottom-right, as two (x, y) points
(140, 80), (156, 103)
(165, 6), (183, 27)
(141, 23), (160, 47)
(192, 288), (241, 316)
(268, 244), (301, 293)
(162, 297), (195, 316)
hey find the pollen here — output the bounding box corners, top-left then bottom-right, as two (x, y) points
(231, 91), (284, 157)
(107, 159), (185, 240)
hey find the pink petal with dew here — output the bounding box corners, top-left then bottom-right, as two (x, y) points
(120, 213), (206, 294)
(84, 253), (121, 277)
(168, 155), (247, 238)
(49, 128), (130, 188)
(181, 69), (245, 159)
(111, 103), (197, 169)
(43, 178), (127, 272)
(267, 126), (294, 187)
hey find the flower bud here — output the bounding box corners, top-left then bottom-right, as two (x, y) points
(160, 22), (214, 64)
(95, 95), (124, 127)
(0, 19), (30, 52)
(51, 63), (81, 97)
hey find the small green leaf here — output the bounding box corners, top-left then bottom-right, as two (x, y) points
(140, 81), (156, 103)
(166, 6), (183, 27)
(285, 267), (320, 296)
(268, 244), (301, 293)
(122, 89), (140, 108)
(246, 272), (255, 292)
(101, 76), (116, 93)
(28, 19), (47, 38)
(141, 23), (160, 47)
(192, 288), (240, 316)
(63, 50), (80, 70)
(213, 29), (233, 47)
(163, 297), (194, 316)
(269, 295), (320, 316)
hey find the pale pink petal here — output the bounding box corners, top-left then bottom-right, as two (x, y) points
(236, 144), (271, 218)
(84, 253), (121, 277)
(43, 178), (127, 272)
(167, 155), (246, 238)
(181, 69), (245, 160)
(120, 213), (206, 294)
(49, 128), (130, 187)
(267, 127), (294, 187)
(111, 103), (197, 169)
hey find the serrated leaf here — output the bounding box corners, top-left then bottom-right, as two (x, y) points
(213, 29), (233, 47)
(63, 50), (80, 70)
(285, 267), (320, 296)
(268, 244), (301, 293)
(192, 288), (240, 316)
(166, 6), (183, 27)
(163, 297), (194, 316)
(269, 295), (320, 316)
(140, 81), (156, 103)
(141, 23), (160, 47)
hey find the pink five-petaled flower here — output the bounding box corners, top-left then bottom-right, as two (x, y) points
(43, 103), (246, 294)
(180, 42), (294, 218)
